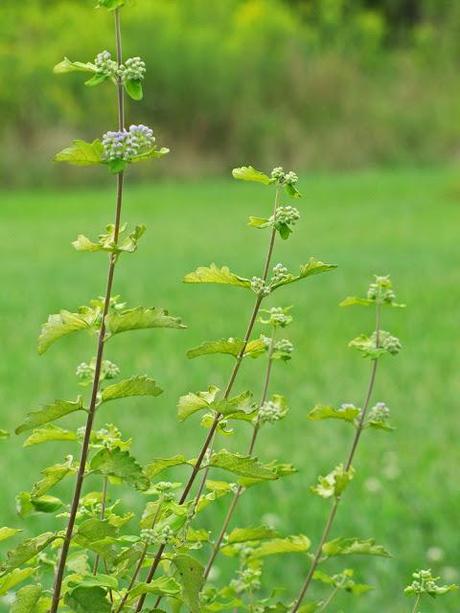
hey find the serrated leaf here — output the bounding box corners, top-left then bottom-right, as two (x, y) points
(271, 258), (337, 290)
(73, 224), (146, 255)
(38, 309), (98, 354)
(249, 535), (311, 559)
(311, 464), (355, 499)
(0, 527), (21, 543)
(184, 264), (251, 288)
(232, 166), (271, 185)
(23, 424), (78, 447)
(348, 335), (386, 359)
(127, 577), (181, 600)
(308, 404), (360, 424)
(0, 533), (56, 573)
(187, 338), (265, 360)
(10, 584), (42, 613)
(0, 567), (37, 596)
(55, 139), (104, 166)
(226, 526), (278, 544)
(340, 296), (374, 307)
(106, 306), (185, 336)
(101, 376), (163, 403)
(16, 398), (84, 435)
(248, 216), (272, 229)
(322, 537), (391, 558)
(130, 147), (170, 164)
(90, 448), (149, 491)
(177, 386), (220, 422)
(124, 78), (143, 100)
(65, 586), (111, 613)
(172, 555), (204, 613)
(32, 456), (75, 497)
(144, 455), (190, 479)
(208, 450), (276, 480)
(53, 57), (95, 74)
(239, 461), (296, 488)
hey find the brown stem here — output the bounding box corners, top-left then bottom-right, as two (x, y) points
(50, 10), (125, 612)
(93, 476), (109, 576)
(135, 189), (281, 611)
(291, 303), (382, 612)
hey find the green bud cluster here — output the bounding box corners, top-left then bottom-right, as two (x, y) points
(260, 306), (293, 327)
(231, 567), (262, 594)
(140, 525), (174, 546)
(258, 400), (284, 424)
(275, 338), (294, 355)
(404, 569), (457, 597)
(367, 275), (397, 304)
(76, 358), (120, 384)
(270, 166), (299, 186)
(368, 402), (390, 423)
(272, 263), (289, 283)
(374, 330), (402, 355)
(273, 205), (300, 226)
(94, 50), (146, 82)
(250, 276), (270, 296)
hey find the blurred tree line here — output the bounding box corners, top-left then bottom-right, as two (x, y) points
(1, 0), (460, 186)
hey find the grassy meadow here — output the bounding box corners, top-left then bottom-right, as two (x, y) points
(0, 168), (459, 611)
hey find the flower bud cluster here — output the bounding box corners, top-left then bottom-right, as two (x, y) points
(273, 205), (300, 226)
(373, 330), (402, 355)
(155, 481), (176, 502)
(140, 525), (174, 546)
(102, 124), (155, 161)
(231, 567), (262, 594)
(405, 569), (455, 597)
(260, 306), (293, 327)
(367, 275), (396, 304)
(368, 402), (390, 423)
(275, 338), (294, 355)
(250, 276), (270, 296)
(76, 359), (120, 383)
(270, 166), (299, 186)
(258, 400), (284, 424)
(272, 263), (289, 283)
(94, 51), (146, 82)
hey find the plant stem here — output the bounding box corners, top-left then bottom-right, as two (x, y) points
(203, 327), (277, 580)
(411, 594), (421, 613)
(135, 188), (281, 611)
(317, 585), (340, 611)
(50, 11), (125, 612)
(291, 303), (382, 613)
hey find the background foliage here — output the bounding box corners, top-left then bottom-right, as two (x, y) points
(2, 0), (460, 185)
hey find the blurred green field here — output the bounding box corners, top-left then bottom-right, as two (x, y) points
(0, 168), (459, 611)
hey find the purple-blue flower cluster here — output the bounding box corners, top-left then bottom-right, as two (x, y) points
(102, 124), (155, 161)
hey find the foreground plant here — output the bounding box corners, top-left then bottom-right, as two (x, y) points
(290, 275), (404, 611)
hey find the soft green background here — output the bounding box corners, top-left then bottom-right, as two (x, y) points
(1, 169), (459, 610)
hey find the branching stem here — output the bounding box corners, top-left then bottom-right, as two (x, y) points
(291, 302), (382, 612)
(134, 188), (281, 611)
(50, 10), (125, 612)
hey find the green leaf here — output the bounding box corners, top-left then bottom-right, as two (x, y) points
(308, 404), (360, 424)
(96, 0), (126, 11)
(249, 535), (311, 559)
(232, 166), (271, 185)
(172, 555), (205, 613)
(90, 448), (149, 491)
(124, 78), (143, 100)
(184, 264), (251, 288)
(38, 308), (99, 354)
(106, 306), (185, 336)
(248, 216), (272, 229)
(0, 527), (21, 542)
(10, 584), (42, 613)
(207, 450), (277, 480)
(340, 296), (374, 308)
(76, 518), (118, 544)
(0, 568), (37, 597)
(126, 577), (181, 600)
(239, 461), (297, 488)
(53, 57), (95, 74)
(187, 338), (265, 360)
(271, 258), (337, 290)
(67, 574), (118, 591)
(311, 464), (355, 499)
(73, 224), (146, 255)
(65, 586), (111, 613)
(0, 532), (56, 573)
(55, 139), (104, 166)
(0, 429), (10, 440)
(85, 73), (109, 87)
(130, 146), (170, 165)
(31, 456), (75, 497)
(144, 455), (190, 479)
(226, 526), (278, 544)
(16, 398), (85, 434)
(285, 182), (302, 199)
(348, 335), (386, 359)
(101, 376), (163, 403)
(322, 537), (391, 558)
(177, 386), (220, 422)
(23, 424), (78, 447)
(16, 492), (63, 517)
